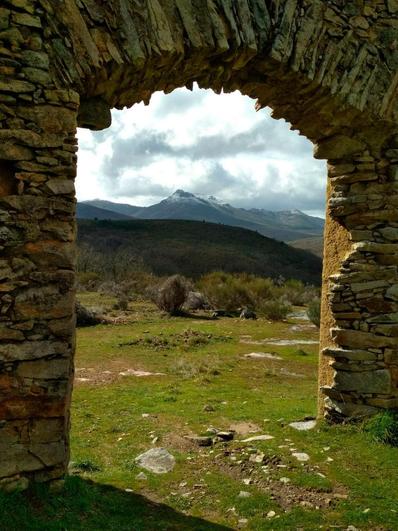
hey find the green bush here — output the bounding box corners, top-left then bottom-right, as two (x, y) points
(364, 410), (398, 446)
(197, 272), (253, 311)
(197, 272), (276, 311)
(279, 279), (319, 306)
(259, 298), (291, 321)
(307, 298), (321, 328)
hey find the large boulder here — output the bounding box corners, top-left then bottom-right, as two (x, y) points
(75, 301), (104, 327)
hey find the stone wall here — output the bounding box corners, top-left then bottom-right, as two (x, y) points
(0, 0), (397, 488)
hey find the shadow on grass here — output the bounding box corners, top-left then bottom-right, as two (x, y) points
(0, 476), (233, 531)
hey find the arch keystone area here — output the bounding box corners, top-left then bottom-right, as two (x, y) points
(1, 0), (398, 489)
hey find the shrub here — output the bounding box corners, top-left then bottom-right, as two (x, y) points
(77, 271), (101, 291)
(155, 275), (190, 315)
(364, 411), (398, 446)
(307, 298), (321, 328)
(72, 459), (101, 472)
(113, 297), (129, 311)
(278, 279), (319, 306)
(197, 272), (253, 311)
(259, 298), (291, 321)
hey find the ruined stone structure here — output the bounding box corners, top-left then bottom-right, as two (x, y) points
(1, 0), (398, 490)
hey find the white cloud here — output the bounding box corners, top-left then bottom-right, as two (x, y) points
(76, 85), (327, 215)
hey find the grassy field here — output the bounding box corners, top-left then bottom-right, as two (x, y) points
(1, 293), (398, 530)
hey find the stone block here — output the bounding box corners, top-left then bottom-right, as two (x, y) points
(333, 369), (391, 394)
(0, 397), (67, 420)
(332, 328), (398, 349)
(322, 347), (377, 361)
(16, 358), (70, 380)
(0, 340), (69, 362)
(30, 418), (65, 444)
(314, 135), (365, 160)
(386, 284), (398, 301)
(324, 397), (378, 418)
(14, 286), (75, 320)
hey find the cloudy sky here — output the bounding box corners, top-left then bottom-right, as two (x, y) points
(76, 86), (327, 217)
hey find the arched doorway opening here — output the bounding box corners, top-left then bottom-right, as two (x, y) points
(1, 1), (397, 494)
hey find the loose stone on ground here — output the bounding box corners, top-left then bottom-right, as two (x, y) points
(135, 448), (176, 474)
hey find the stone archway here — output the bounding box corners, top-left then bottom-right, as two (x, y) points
(1, 0), (398, 489)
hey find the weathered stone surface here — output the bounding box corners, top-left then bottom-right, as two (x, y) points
(135, 448), (176, 474)
(333, 369), (391, 394)
(314, 135), (365, 160)
(331, 328), (398, 349)
(0, 340), (69, 362)
(77, 97), (112, 130)
(324, 398), (379, 419)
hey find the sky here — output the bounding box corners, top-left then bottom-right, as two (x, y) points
(76, 85), (327, 217)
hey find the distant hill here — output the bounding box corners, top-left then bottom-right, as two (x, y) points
(77, 219), (322, 285)
(289, 236), (324, 258)
(80, 190), (325, 242)
(76, 203), (133, 221)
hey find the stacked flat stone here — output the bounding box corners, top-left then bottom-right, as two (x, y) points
(0, 0), (397, 488)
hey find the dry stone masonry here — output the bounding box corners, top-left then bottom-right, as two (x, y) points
(0, 0), (398, 488)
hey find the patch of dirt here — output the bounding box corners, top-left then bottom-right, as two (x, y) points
(240, 337), (318, 346)
(119, 369), (165, 377)
(162, 431), (198, 452)
(74, 364), (166, 385)
(213, 446), (348, 511)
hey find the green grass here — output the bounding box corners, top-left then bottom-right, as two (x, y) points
(2, 300), (398, 530)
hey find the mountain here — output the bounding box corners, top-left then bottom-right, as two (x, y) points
(289, 236), (324, 258)
(77, 219), (322, 285)
(80, 190), (324, 242)
(76, 203), (133, 220)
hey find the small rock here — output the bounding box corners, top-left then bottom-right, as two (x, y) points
(238, 518), (249, 528)
(267, 510), (276, 518)
(249, 452), (265, 463)
(300, 501), (314, 508)
(203, 404), (215, 412)
(238, 491), (252, 498)
(243, 478), (252, 485)
(125, 488), (134, 492)
(135, 448), (175, 474)
(217, 430), (235, 441)
(292, 452), (310, 462)
(280, 477), (290, 484)
(185, 436), (213, 447)
(289, 420), (317, 431)
(346, 526), (359, 531)
(241, 435), (274, 442)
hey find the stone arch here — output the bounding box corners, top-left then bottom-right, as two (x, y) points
(1, 0), (398, 489)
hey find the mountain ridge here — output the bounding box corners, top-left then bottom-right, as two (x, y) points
(80, 190), (324, 242)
